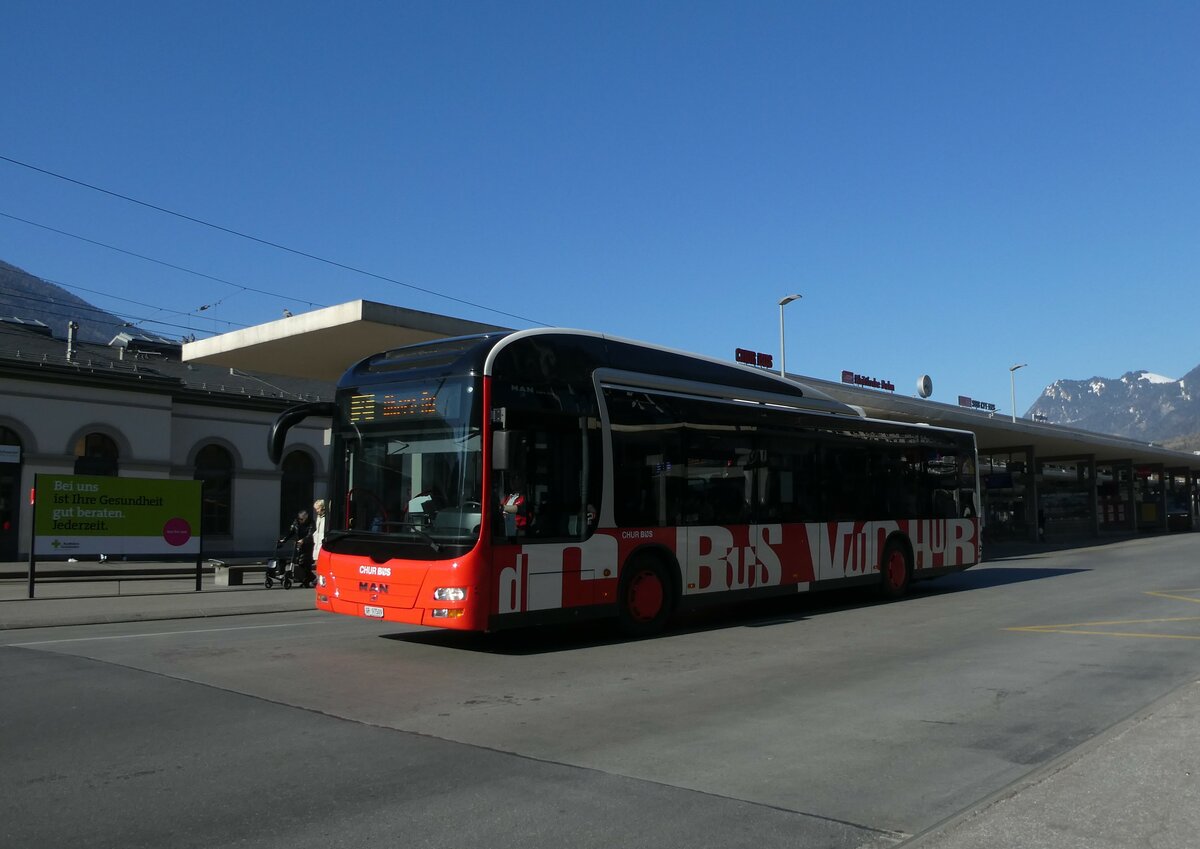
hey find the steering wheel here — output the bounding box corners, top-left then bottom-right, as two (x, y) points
(346, 487), (389, 529)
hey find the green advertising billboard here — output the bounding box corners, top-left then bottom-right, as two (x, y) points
(34, 475), (202, 557)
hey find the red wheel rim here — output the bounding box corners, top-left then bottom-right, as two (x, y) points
(885, 550), (906, 589)
(627, 569), (664, 622)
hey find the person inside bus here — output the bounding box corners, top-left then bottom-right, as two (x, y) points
(280, 508), (316, 588)
(501, 474), (532, 537)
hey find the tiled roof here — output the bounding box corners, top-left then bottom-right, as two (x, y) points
(0, 319), (333, 403)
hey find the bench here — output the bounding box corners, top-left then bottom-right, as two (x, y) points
(210, 560), (269, 587)
(23, 563), (207, 597)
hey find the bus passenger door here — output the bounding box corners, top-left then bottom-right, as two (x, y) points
(492, 408), (602, 613)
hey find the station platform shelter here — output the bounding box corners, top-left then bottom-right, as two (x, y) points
(803, 376), (1200, 543)
(184, 300), (1200, 544)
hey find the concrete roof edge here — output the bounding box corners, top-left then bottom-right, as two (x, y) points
(357, 300), (506, 337)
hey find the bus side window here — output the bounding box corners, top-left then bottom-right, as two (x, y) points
(606, 390), (683, 528)
(757, 432), (818, 523)
(822, 440), (870, 521)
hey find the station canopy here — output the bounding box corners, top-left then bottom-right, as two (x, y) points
(183, 299), (1200, 474)
(805, 376), (1200, 473)
(182, 300), (503, 383)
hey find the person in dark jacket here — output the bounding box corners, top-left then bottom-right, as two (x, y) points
(280, 509), (316, 588)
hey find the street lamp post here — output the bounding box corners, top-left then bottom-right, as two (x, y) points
(1009, 363), (1028, 423)
(778, 294), (802, 377)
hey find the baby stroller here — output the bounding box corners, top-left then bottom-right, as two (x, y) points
(264, 539), (296, 589)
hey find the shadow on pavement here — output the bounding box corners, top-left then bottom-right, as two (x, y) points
(917, 565), (1089, 595)
(381, 562), (1088, 656)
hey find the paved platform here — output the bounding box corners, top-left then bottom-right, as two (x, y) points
(2, 544), (1198, 849)
(909, 678), (1200, 849)
(0, 560), (313, 630)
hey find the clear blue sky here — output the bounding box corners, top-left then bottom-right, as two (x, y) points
(2, 1), (1197, 416)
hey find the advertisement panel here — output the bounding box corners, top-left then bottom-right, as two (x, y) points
(34, 475), (202, 557)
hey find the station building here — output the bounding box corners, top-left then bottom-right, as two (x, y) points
(2, 299), (1196, 561)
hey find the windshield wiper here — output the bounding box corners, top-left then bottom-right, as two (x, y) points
(395, 522), (441, 553)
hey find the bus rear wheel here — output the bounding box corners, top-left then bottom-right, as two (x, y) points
(618, 556), (675, 636)
(879, 540), (911, 599)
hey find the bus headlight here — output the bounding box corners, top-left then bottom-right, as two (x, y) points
(433, 587), (467, 602)
(317, 574), (327, 587)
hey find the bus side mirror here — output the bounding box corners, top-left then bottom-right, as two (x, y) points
(492, 430), (512, 471)
(269, 401), (335, 465)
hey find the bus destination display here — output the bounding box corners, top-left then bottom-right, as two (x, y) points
(348, 389), (451, 423)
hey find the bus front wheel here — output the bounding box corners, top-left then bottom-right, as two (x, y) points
(879, 539), (911, 599)
(618, 556), (675, 636)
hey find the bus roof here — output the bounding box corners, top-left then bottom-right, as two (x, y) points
(350, 327), (864, 419)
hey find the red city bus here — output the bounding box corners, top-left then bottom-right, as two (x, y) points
(269, 329), (981, 634)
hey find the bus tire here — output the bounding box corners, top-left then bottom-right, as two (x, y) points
(879, 538), (911, 599)
(617, 555), (675, 636)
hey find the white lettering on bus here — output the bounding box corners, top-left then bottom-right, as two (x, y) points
(498, 553), (527, 614)
(755, 524), (783, 586)
(679, 526), (784, 594)
(358, 565), (392, 577)
(912, 520), (946, 569)
(949, 519), (975, 564)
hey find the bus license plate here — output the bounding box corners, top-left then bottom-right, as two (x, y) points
(363, 605), (384, 618)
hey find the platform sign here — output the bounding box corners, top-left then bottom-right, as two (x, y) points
(33, 475), (202, 557)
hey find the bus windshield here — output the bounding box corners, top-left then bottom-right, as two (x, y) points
(328, 376), (483, 555)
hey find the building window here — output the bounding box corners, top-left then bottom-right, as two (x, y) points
(279, 450), (315, 534)
(74, 432), (119, 476)
(194, 444), (233, 536)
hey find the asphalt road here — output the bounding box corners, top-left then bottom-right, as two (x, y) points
(3, 534), (1199, 848)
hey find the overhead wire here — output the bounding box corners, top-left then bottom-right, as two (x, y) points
(0, 210), (321, 311)
(0, 153), (550, 327)
(0, 285), (245, 336)
(3, 279), (248, 329)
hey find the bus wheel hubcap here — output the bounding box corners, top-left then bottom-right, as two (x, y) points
(887, 551), (905, 588)
(629, 571), (664, 622)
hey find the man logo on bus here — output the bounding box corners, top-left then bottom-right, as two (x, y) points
(359, 582), (389, 594)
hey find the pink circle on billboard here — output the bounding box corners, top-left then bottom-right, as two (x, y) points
(163, 518), (192, 547)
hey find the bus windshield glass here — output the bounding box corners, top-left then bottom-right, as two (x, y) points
(329, 376), (483, 553)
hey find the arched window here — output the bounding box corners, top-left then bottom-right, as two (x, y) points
(74, 432), (119, 476)
(194, 444), (234, 536)
(0, 426), (21, 561)
(279, 450), (315, 534)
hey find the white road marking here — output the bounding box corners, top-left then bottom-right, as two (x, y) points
(7, 621), (311, 646)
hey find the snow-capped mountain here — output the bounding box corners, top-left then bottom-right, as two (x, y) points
(1027, 366), (1200, 448)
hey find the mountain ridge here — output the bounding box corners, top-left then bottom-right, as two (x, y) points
(1028, 366), (1200, 451)
(0, 259), (154, 344)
